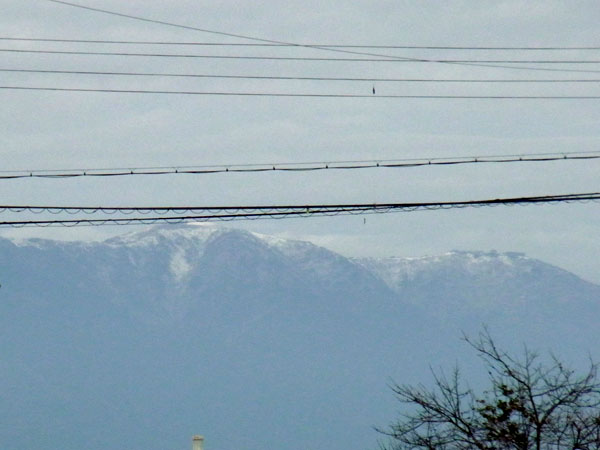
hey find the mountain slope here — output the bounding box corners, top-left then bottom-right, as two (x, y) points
(1, 225), (598, 450)
(0, 225), (427, 450)
(356, 250), (600, 350)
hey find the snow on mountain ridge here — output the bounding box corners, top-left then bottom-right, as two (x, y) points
(2, 226), (539, 276)
(103, 222), (224, 248)
(100, 225), (385, 290)
(4, 225), (593, 295)
(355, 250), (538, 293)
(103, 224), (333, 265)
(251, 230), (325, 257)
(103, 224), (310, 255)
(99, 225), (347, 286)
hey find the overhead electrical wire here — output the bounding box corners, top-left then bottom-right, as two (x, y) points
(3, 37), (600, 50)
(41, 0), (405, 59)
(3, 192), (599, 214)
(6, 49), (600, 74)
(2, 67), (600, 83)
(38, 0), (600, 75)
(1, 192), (599, 227)
(20, 2), (596, 231)
(2, 86), (600, 99)
(1, 151), (598, 180)
(11, 3), (594, 231)
(5, 48), (600, 64)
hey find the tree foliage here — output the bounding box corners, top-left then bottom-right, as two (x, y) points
(379, 331), (600, 450)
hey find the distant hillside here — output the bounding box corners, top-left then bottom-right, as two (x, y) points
(1, 224), (598, 450)
(356, 250), (600, 350)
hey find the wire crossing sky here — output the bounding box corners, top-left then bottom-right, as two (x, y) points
(7, 47), (600, 63)
(4, 68), (600, 83)
(0, 151), (598, 180)
(1, 192), (598, 227)
(4, 36), (600, 50)
(38, 0), (600, 75)
(2, 1), (600, 283)
(4, 86), (600, 98)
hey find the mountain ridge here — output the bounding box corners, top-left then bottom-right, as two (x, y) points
(1, 224), (599, 450)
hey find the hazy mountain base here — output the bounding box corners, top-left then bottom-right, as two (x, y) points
(1, 225), (598, 450)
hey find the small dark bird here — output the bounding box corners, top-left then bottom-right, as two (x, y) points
(372, 85), (376, 95)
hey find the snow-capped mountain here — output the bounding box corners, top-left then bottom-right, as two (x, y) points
(1, 225), (598, 450)
(357, 249), (600, 311)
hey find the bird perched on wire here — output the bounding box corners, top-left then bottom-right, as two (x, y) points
(372, 85), (376, 94)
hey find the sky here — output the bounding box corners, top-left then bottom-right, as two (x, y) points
(1, 0), (599, 283)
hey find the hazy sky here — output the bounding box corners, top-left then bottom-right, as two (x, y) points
(1, 0), (599, 283)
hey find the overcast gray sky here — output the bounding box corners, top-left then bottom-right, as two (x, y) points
(1, 0), (599, 283)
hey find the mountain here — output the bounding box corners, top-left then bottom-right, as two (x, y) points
(1, 224), (599, 450)
(356, 250), (600, 351)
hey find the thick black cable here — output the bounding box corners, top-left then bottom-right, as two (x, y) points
(3, 37), (600, 50)
(0, 192), (598, 227)
(0, 192), (598, 215)
(3, 68), (600, 83)
(0, 152), (598, 180)
(3, 86), (600, 98)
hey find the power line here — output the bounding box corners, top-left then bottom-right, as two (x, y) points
(3, 67), (600, 83)
(6, 48), (600, 74)
(1, 192), (598, 227)
(3, 37), (600, 50)
(1, 152), (598, 180)
(40, 0), (473, 64)
(42, 0), (376, 53)
(3, 86), (600, 99)
(38, 1), (600, 75)
(5, 48), (600, 64)
(3, 192), (599, 213)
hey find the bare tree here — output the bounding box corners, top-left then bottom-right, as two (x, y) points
(378, 330), (600, 450)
